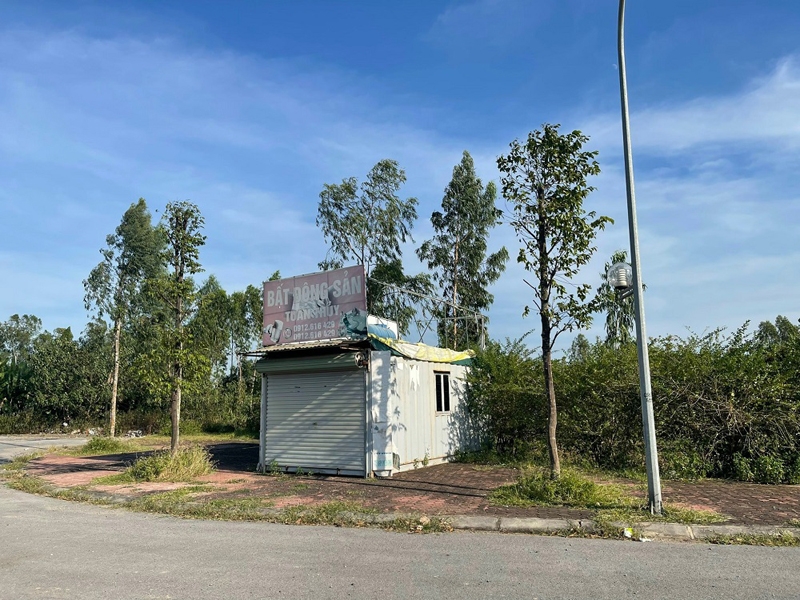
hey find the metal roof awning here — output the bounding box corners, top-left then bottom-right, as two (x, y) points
(241, 337), (369, 358)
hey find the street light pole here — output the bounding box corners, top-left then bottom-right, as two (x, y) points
(617, 0), (663, 515)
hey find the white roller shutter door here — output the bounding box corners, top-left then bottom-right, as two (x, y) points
(266, 369), (366, 476)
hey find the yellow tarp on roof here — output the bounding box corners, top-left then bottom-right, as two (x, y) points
(368, 333), (474, 365)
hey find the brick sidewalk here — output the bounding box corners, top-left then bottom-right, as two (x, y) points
(664, 480), (800, 525)
(19, 441), (800, 526)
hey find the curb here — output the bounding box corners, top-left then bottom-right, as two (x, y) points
(442, 515), (799, 541)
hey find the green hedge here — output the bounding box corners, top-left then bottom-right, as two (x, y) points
(466, 319), (800, 483)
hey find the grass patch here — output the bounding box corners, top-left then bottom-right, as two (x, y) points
(708, 532), (799, 546)
(6, 473), (117, 505)
(71, 436), (132, 456)
(454, 448), (648, 482)
(277, 501), (374, 526)
(0, 451), (44, 478)
(7, 473), (51, 495)
(786, 518), (800, 528)
(128, 487), (272, 520)
(380, 515), (454, 534)
(491, 466), (728, 530)
(595, 505), (727, 526)
(122, 446), (216, 482)
(490, 467), (631, 508)
(659, 506), (727, 524)
(150, 431), (257, 444)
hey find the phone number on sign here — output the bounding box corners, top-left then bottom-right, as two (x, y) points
(286, 328), (337, 341)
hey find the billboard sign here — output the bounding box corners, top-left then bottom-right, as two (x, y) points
(262, 265), (367, 346)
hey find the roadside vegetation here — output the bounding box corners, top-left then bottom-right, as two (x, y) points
(464, 316), (800, 485)
(72, 436), (132, 456)
(103, 446), (216, 483)
(489, 464), (728, 532)
(707, 532), (800, 547)
(490, 467), (626, 508)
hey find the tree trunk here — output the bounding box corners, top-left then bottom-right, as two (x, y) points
(109, 316), (122, 437)
(538, 195), (560, 478)
(452, 242), (459, 349)
(170, 377), (181, 454)
(541, 330), (560, 478)
(171, 295), (183, 455)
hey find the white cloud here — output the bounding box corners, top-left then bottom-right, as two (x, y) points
(425, 0), (549, 55)
(584, 56), (800, 155)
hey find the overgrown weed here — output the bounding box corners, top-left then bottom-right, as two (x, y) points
(122, 446), (216, 482)
(595, 505), (727, 526)
(129, 488), (270, 520)
(490, 467), (630, 508)
(277, 501), (373, 526)
(0, 451), (44, 478)
(70, 436), (131, 456)
(708, 532), (799, 546)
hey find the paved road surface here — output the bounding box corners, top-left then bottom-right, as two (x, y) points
(1, 486), (798, 600)
(0, 435), (87, 463)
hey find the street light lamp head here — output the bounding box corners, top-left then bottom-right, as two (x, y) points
(607, 261), (633, 290)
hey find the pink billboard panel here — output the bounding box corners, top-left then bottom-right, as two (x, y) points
(262, 265), (367, 346)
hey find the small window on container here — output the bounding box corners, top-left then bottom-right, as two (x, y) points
(435, 372), (451, 413)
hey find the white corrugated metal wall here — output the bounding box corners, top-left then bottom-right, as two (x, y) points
(370, 352), (469, 474)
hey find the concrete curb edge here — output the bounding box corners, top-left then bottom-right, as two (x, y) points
(438, 515), (799, 541)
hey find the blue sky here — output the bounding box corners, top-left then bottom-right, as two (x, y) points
(1, 0), (798, 351)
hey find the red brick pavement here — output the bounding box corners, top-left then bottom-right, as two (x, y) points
(664, 479), (800, 525)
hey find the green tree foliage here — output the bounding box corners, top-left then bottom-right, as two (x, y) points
(0, 314), (42, 364)
(0, 314), (42, 414)
(191, 278), (263, 377)
(83, 198), (162, 436)
(27, 324), (111, 426)
(465, 337), (546, 458)
(468, 317), (800, 483)
(497, 124), (612, 477)
(190, 276), (232, 377)
(316, 159), (418, 277)
(155, 201), (207, 453)
(366, 259), (432, 336)
(417, 151), (508, 350)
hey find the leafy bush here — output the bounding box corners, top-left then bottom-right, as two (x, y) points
(732, 453), (754, 482)
(464, 337), (546, 458)
(752, 455), (785, 484)
(787, 456), (800, 485)
(554, 341), (642, 470)
(125, 446), (215, 482)
(0, 412), (45, 434)
(467, 316), (800, 483)
(201, 422), (236, 434)
(658, 441), (712, 480)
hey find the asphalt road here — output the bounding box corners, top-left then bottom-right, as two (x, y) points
(0, 435), (87, 463)
(1, 486), (799, 600)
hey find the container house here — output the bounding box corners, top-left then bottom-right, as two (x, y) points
(255, 265), (476, 477)
(253, 331), (475, 477)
